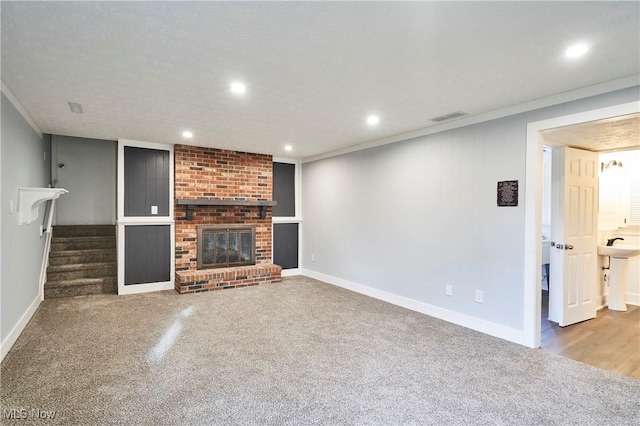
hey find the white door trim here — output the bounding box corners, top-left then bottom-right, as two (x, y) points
(272, 157), (303, 272)
(524, 101), (639, 348)
(117, 139), (175, 295)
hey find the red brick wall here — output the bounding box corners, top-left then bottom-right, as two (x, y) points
(174, 145), (273, 272)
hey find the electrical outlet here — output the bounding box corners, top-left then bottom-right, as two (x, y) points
(151, 205), (158, 215)
(446, 285), (453, 296)
(475, 290), (484, 304)
(311, 254), (315, 262)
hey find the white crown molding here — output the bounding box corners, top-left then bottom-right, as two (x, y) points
(1, 79), (43, 138)
(272, 156), (298, 165)
(302, 74), (640, 164)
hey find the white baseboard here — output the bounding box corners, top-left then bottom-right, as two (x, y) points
(625, 292), (640, 306)
(598, 292), (639, 307)
(596, 295), (607, 311)
(118, 281), (174, 295)
(301, 269), (528, 347)
(281, 268), (301, 277)
(1, 295), (41, 361)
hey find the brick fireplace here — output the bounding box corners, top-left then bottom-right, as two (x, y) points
(174, 145), (281, 293)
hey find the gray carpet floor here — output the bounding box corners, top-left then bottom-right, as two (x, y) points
(1, 276), (639, 425)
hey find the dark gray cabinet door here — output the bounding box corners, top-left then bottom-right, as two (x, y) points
(125, 225), (171, 285)
(273, 162), (295, 217)
(124, 147), (170, 216)
(274, 223), (298, 269)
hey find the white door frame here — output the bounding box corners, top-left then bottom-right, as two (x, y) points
(117, 139), (175, 295)
(272, 157), (303, 276)
(523, 101), (639, 348)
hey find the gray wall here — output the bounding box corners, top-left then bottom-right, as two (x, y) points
(52, 135), (116, 225)
(1, 93), (50, 344)
(301, 86), (639, 331)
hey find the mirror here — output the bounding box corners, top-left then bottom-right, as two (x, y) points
(599, 149), (640, 229)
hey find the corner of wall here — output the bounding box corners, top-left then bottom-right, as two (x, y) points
(1, 80), (43, 138)
(0, 295), (41, 361)
(1, 88), (49, 360)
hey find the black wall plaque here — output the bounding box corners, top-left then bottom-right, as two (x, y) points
(497, 180), (518, 207)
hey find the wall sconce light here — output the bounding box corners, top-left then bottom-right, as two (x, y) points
(601, 160), (623, 172)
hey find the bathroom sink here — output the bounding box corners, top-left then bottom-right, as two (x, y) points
(597, 245), (640, 259)
(598, 245), (640, 311)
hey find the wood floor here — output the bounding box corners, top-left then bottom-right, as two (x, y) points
(541, 290), (640, 380)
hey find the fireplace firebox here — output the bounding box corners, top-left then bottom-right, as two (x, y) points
(197, 225), (256, 269)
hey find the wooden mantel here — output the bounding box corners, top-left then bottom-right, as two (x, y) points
(176, 199), (277, 220)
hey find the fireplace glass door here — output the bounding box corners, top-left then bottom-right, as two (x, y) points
(197, 226), (255, 269)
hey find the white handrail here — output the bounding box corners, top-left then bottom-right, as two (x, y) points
(17, 187), (68, 225)
(45, 197), (55, 233)
(38, 199), (56, 301)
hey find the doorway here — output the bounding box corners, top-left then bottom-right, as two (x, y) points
(523, 102), (640, 349)
(538, 143), (640, 379)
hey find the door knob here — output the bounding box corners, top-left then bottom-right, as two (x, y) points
(58, 163), (65, 169)
(556, 244), (564, 250)
(566, 245), (574, 250)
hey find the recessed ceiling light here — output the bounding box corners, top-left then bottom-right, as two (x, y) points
(284, 145), (293, 152)
(182, 130), (193, 139)
(565, 43), (589, 58)
(367, 115), (380, 126)
(230, 82), (247, 94)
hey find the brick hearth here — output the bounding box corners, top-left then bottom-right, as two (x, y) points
(175, 264), (282, 294)
(174, 145), (282, 293)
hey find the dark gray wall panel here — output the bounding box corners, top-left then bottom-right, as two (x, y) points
(124, 147), (169, 216)
(273, 162), (295, 217)
(274, 223), (298, 269)
(125, 225), (171, 285)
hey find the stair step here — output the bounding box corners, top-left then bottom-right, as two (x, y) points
(51, 236), (115, 243)
(53, 225), (115, 238)
(49, 248), (116, 257)
(46, 226), (118, 298)
(50, 236), (116, 251)
(48, 249), (116, 266)
(45, 277), (117, 298)
(47, 262), (117, 281)
(48, 262), (117, 272)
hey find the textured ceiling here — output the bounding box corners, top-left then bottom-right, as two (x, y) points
(1, 2), (639, 159)
(541, 113), (640, 152)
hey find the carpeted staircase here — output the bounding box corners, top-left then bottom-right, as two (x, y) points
(45, 225), (117, 298)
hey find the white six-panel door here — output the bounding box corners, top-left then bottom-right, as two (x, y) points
(550, 147), (599, 327)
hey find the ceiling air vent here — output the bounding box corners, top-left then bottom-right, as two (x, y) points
(431, 111), (467, 122)
(68, 102), (83, 114)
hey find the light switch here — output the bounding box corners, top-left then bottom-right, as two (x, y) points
(151, 205), (158, 215)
